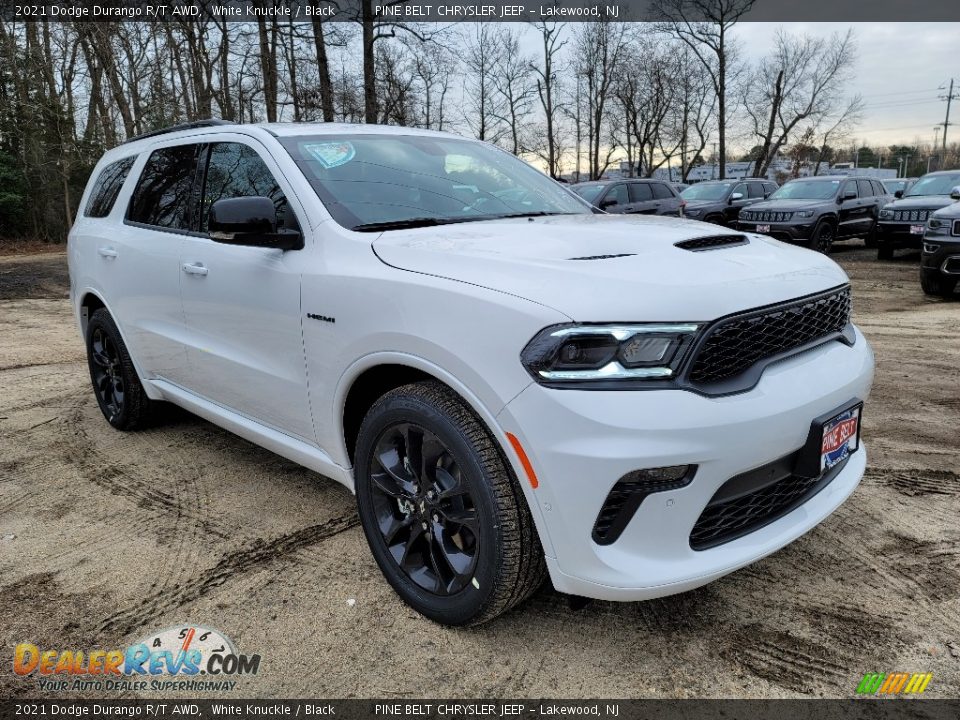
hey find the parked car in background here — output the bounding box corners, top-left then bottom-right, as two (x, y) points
(736, 176), (890, 253)
(571, 178), (685, 216)
(681, 178), (778, 227)
(919, 201), (960, 297)
(882, 177), (917, 197)
(673, 182), (690, 193)
(876, 170), (960, 260)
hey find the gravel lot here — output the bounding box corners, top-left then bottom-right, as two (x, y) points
(1, 244), (958, 699)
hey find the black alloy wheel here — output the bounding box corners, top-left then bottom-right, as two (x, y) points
(354, 381), (546, 625)
(90, 327), (125, 423)
(85, 308), (158, 430)
(810, 221), (835, 254)
(369, 422), (480, 595)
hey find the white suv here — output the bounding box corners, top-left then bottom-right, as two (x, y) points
(69, 121), (874, 625)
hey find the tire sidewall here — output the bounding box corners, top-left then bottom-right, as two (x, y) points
(809, 219), (835, 253)
(354, 392), (504, 625)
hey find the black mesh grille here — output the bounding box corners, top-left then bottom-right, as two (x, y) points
(593, 470), (692, 545)
(687, 286), (851, 385)
(675, 235), (749, 251)
(742, 210), (794, 222)
(892, 209), (932, 222)
(952, 219), (960, 237)
(690, 470), (827, 550)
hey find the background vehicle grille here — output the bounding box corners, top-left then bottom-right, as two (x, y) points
(742, 210), (794, 222)
(687, 286), (851, 385)
(891, 209), (931, 222)
(690, 468), (829, 550)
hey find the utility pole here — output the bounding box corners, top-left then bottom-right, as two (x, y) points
(939, 78), (956, 151)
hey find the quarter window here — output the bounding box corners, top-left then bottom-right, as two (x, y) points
(201, 143), (298, 232)
(85, 157), (136, 218)
(650, 183), (673, 200)
(127, 145), (201, 230)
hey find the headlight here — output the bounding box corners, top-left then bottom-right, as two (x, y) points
(521, 323), (700, 385)
(794, 209), (815, 218)
(926, 217), (950, 236)
(879, 209), (893, 219)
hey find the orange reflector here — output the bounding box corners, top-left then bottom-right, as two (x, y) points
(506, 432), (539, 489)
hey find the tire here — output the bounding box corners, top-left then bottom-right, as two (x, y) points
(877, 243), (894, 261)
(704, 214), (725, 226)
(354, 381), (546, 626)
(807, 220), (836, 254)
(863, 223), (879, 248)
(920, 269), (957, 297)
(85, 308), (159, 430)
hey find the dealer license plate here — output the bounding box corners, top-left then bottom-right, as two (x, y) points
(910, 224), (925, 234)
(756, 224), (771, 233)
(820, 405), (861, 471)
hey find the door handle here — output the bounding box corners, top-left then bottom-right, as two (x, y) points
(97, 246), (118, 259)
(182, 262), (208, 276)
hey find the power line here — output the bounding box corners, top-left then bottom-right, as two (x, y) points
(938, 78), (957, 151)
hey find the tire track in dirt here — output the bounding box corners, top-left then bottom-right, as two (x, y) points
(100, 513), (359, 637)
(864, 466), (960, 497)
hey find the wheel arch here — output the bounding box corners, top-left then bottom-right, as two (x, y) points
(334, 353), (555, 557)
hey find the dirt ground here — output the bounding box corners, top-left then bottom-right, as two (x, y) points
(0, 244), (958, 699)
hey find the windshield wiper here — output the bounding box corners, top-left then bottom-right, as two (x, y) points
(351, 216), (485, 232)
(487, 211), (581, 220)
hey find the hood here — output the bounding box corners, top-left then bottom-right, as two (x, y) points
(371, 214), (849, 322)
(743, 198), (827, 212)
(931, 201), (960, 219)
(883, 195), (956, 211)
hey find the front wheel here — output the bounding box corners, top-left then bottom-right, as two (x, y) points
(354, 381), (546, 626)
(920, 269), (957, 297)
(808, 220), (835, 254)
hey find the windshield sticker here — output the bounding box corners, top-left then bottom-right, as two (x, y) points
(304, 141), (355, 169)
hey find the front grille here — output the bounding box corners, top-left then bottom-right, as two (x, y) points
(943, 257), (960, 274)
(891, 209), (931, 222)
(675, 235), (749, 251)
(592, 469), (693, 545)
(690, 465), (834, 550)
(687, 286), (851, 385)
(742, 210), (794, 223)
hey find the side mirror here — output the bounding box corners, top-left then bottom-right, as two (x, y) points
(730, 192), (744, 202)
(599, 198), (618, 209)
(950, 186), (960, 201)
(764, 192), (772, 199)
(209, 197), (303, 251)
(841, 190), (857, 202)
(894, 190), (904, 199)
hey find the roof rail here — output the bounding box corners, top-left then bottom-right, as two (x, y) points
(123, 119), (234, 144)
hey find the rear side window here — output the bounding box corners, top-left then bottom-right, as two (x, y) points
(628, 183), (652, 201)
(651, 183), (673, 199)
(128, 145), (201, 230)
(85, 157), (136, 218)
(747, 183), (765, 198)
(201, 142), (298, 232)
(872, 180), (886, 195)
(857, 180), (874, 198)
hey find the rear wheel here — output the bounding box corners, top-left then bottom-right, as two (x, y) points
(920, 269), (957, 297)
(808, 220), (835, 254)
(85, 308), (159, 430)
(354, 381), (546, 626)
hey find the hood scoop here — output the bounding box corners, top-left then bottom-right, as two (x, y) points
(675, 235), (749, 252)
(568, 253), (637, 261)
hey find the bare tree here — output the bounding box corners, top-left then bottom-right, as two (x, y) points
(652, 0), (756, 178)
(462, 25), (506, 143)
(492, 28), (534, 155)
(742, 30), (858, 178)
(529, 21), (567, 178)
(575, 22), (627, 179)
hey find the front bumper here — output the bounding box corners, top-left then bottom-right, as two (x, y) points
(921, 237), (960, 277)
(497, 326), (874, 601)
(878, 222), (925, 248)
(736, 220), (814, 241)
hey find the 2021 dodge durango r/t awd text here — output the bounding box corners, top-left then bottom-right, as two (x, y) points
(69, 121), (875, 625)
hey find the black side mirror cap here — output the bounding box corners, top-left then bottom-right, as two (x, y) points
(209, 197), (303, 251)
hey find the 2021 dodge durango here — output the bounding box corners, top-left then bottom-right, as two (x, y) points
(69, 121), (875, 625)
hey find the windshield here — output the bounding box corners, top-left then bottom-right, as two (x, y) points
(905, 172), (960, 197)
(681, 183), (733, 201)
(572, 184), (606, 203)
(279, 134), (590, 230)
(769, 179), (841, 200)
